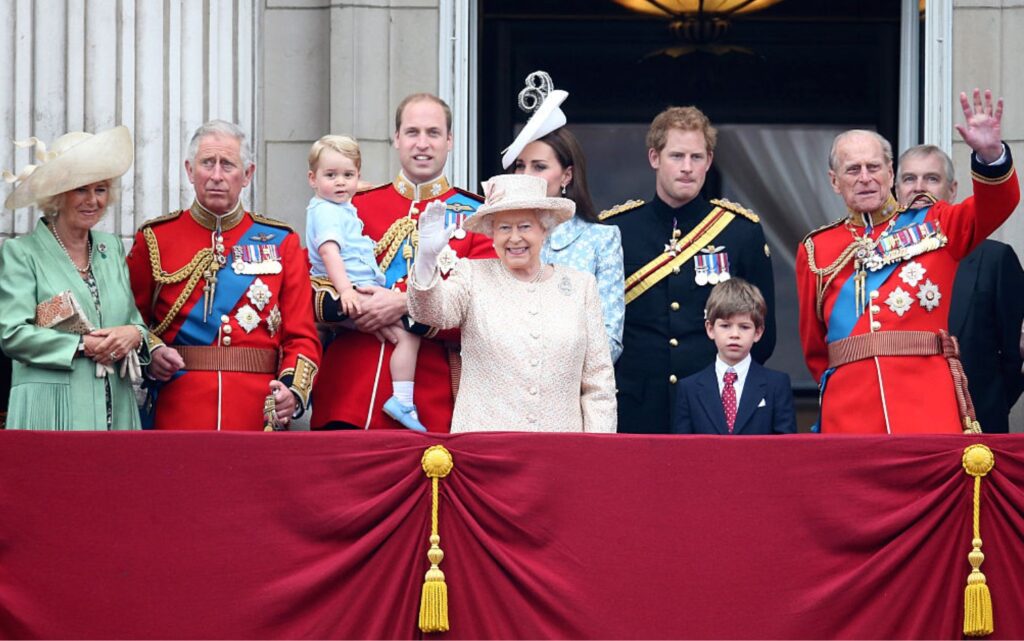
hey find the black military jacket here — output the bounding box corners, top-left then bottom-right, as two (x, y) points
(606, 194), (776, 434)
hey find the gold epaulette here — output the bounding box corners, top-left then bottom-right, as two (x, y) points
(800, 217), (845, 245)
(138, 210), (183, 230)
(598, 199), (645, 221)
(250, 212), (295, 233)
(710, 198), (759, 223)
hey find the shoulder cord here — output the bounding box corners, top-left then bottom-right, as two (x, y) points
(143, 226), (217, 335)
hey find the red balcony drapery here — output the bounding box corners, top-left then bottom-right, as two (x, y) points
(1, 431), (1022, 639)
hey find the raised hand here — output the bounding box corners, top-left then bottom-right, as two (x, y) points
(417, 200), (455, 257)
(413, 200), (455, 284)
(954, 88), (1004, 164)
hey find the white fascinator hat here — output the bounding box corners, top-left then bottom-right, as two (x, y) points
(500, 71), (568, 170)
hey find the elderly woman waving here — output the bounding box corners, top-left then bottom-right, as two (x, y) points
(0, 126), (148, 430)
(407, 174), (616, 433)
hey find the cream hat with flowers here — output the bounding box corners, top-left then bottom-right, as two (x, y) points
(462, 174), (575, 236)
(500, 71), (568, 170)
(3, 126), (133, 210)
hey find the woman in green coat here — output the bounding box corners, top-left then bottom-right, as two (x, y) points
(0, 126), (149, 430)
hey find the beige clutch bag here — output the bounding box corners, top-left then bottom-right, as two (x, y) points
(35, 290), (95, 335)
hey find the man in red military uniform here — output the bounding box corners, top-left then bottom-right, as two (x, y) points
(797, 89), (1019, 434)
(128, 120), (320, 430)
(310, 93), (495, 431)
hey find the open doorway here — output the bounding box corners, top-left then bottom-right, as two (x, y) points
(477, 0), (919, 406)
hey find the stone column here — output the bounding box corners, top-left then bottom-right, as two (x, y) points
(0, 0), (258, 245)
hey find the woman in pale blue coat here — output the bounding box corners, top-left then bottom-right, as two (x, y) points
(0, 126), (148, 430)
(503, 76), (625, 361)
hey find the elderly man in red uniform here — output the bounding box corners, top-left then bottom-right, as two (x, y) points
(311, 94), (494, 431)
(128, 120), (320, 430)
(797, 89), (1019, 434)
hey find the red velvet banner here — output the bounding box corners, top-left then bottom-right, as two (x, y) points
(1, 432), (1022, 639)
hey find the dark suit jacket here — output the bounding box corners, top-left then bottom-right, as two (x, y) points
(949, 239), (1024, 433)
(672, 360), (797, 435)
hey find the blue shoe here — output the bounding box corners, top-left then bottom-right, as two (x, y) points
(382, 396), (428, 432)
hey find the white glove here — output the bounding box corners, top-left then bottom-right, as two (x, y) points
(414, 200), (455, 284)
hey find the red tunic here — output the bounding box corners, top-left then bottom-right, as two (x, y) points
(127, 204), (321, 431)
(310, 173), (495, 431)
(796, 150), (1019, 434)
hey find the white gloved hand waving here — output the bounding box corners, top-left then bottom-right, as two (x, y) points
(414, 200), (455, 284)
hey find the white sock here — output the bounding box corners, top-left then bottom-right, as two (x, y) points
(393, 381), (414, 405)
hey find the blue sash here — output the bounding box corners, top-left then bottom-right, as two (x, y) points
(824, 208), (929, 344)
(176, 220), (284, 346)
(815, 207), (930, 430)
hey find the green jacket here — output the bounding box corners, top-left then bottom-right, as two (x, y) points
(0, 220), (149, 430)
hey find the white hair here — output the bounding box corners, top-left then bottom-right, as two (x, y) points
(187, 120), (253, 167)
(829, 129), (893, 172)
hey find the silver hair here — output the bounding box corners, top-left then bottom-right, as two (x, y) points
(187, 120), (253, 167)
(478, 209), (559, 237)
(829, 129), (893, 172)
(898, 144), (956, 186)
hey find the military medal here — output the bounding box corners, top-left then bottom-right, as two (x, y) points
(235, 304), (261, 333)
(266, 304), (282, 337)
(247, 278), (272, 311)
(232, 244), (283, 275)
(693, 255), (709, 286)
(717, 252), (731, 281)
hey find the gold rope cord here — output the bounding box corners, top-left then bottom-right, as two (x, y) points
(143, 227), (217, 335)
(374, 217), (417, 273)
(803, 237), (860, 321)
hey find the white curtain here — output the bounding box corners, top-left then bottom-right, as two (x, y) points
(715, 124), (853, 387)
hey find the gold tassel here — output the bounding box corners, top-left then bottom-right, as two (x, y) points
(419, 445), (454, 633)
(962, 444), (995, 637)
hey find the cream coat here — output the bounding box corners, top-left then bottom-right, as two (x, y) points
(409, 259), (616, 433)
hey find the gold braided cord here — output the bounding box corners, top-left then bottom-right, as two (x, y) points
(143, 227), (218, 335)
(972, 475), (982, 540)
(804, 237), (860, 321)
(375, 217), (417, 273)
(431, 476), (440, 537)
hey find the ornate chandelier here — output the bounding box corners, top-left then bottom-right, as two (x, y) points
(613, 0), (783, 43)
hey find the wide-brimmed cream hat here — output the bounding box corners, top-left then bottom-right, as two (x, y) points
(463, 174), (575, 236)
(3, 126), (133, 210)
(500, 71), (568, 170)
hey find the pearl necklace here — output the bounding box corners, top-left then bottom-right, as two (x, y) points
(529, 264), (547, 283)
(51, 224), (92, 274)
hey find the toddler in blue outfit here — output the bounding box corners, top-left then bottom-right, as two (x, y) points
(305, 135), (425, 432)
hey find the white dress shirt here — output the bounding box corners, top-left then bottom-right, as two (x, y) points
(715, 353), (752, 408)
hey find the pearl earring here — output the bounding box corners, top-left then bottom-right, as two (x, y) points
(561, 184), (567, 196)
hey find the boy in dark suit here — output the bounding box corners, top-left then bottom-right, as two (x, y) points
(672, 278), (796, 434)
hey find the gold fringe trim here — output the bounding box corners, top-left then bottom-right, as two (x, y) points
(419, 445), (454, 633)
(962, 444), (995, 637)
(598, 198), (644, 221)
(710, 197), (760, 223)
